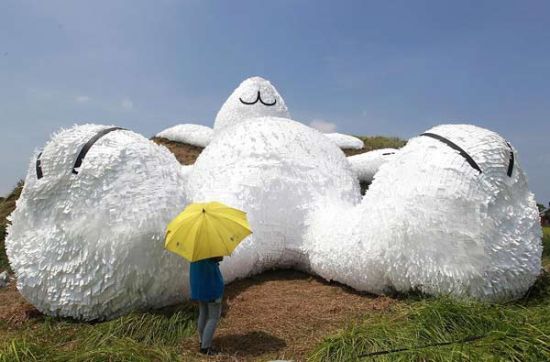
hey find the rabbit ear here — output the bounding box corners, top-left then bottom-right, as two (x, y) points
(72, 127), (126, 175)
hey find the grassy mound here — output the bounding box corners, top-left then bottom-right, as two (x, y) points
(310, 275), (550, 361)
(0, 181), (22, 272)
(151, 137), (203, 165)
(343, 136), (407, 156)
(0, 304), (196, 362)
(543, 227), (550, 266)
(311, 227), (550, 361)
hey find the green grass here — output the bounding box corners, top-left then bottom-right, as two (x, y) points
(0, 336), (181, 362)
(0, 180), (23, 272)
(0, 224), (7, 273)
(309, 275), (550, 361)
(543, 227), (550, 265)
(357, 136), (407, 152)
(343, 135), (407, 158)
(0, 305), (197, 361)
(309, 226), (550, 362)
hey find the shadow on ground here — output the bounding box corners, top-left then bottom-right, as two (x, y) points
(216, 330), (286, 357)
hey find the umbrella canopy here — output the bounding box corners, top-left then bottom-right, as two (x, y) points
(164, 201), (252, 262)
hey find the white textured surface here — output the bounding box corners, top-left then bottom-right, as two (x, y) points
(7, 120), (542, 321)
(347, 148), (398, 183)
(156, 124), (213, 147)
(324, 133), (364, 150)
(306, 124), (542, 301)
(213, 77), (290, 131)
(6, 124), (190, 320)
(187, 117), (360, 282)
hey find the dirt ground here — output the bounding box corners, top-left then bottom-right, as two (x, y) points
(148, 138), (388, 359)
(0, 270), (394, 361)
(0, 280), (39, 327)
(181, 270), (394, 361)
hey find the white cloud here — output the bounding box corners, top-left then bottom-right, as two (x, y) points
(309, 119), (337, 133)
(121, 97), (134, 110)
(76, 95), (91, 103)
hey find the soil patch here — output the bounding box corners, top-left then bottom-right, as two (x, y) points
(0, 280), (42, 328)
(1, 270), (394, 361)
(182, 269), (394, 361)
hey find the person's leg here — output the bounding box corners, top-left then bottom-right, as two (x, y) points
(197, 301), (208, 345)
(200, 298), (222, 350)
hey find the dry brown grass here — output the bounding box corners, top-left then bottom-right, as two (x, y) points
(0, 181), (23, 228)
(152, 137), (204, 165)
(0, 269), (395, 361)
(343, 136), (407, 157)
(180, 270), (395, 361)
(0, 280), (41, 328)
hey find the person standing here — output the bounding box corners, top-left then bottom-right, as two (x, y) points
(164, 202), (251, 354)
(190, 256), (224, 355)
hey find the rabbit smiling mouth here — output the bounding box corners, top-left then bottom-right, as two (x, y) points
(239, 91), (277, 106)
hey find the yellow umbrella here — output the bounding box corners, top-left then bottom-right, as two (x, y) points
(164, 201), (252, 262)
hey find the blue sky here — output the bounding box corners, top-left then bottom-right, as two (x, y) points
(1, 0), (549, 204)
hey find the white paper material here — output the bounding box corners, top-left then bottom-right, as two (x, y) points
(213, 76), (290, 132)
(6, 92), (542, 320)
(347, 148), (398, 183)
(6, 124), (189, 320)
(324, 133), (364, 149)
(306, 124), (542, 302)
(156, 124), (213, 148)
(188, 117), (361, 281)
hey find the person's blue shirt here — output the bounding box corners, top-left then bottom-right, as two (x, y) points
(189, 258), (224, 301)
